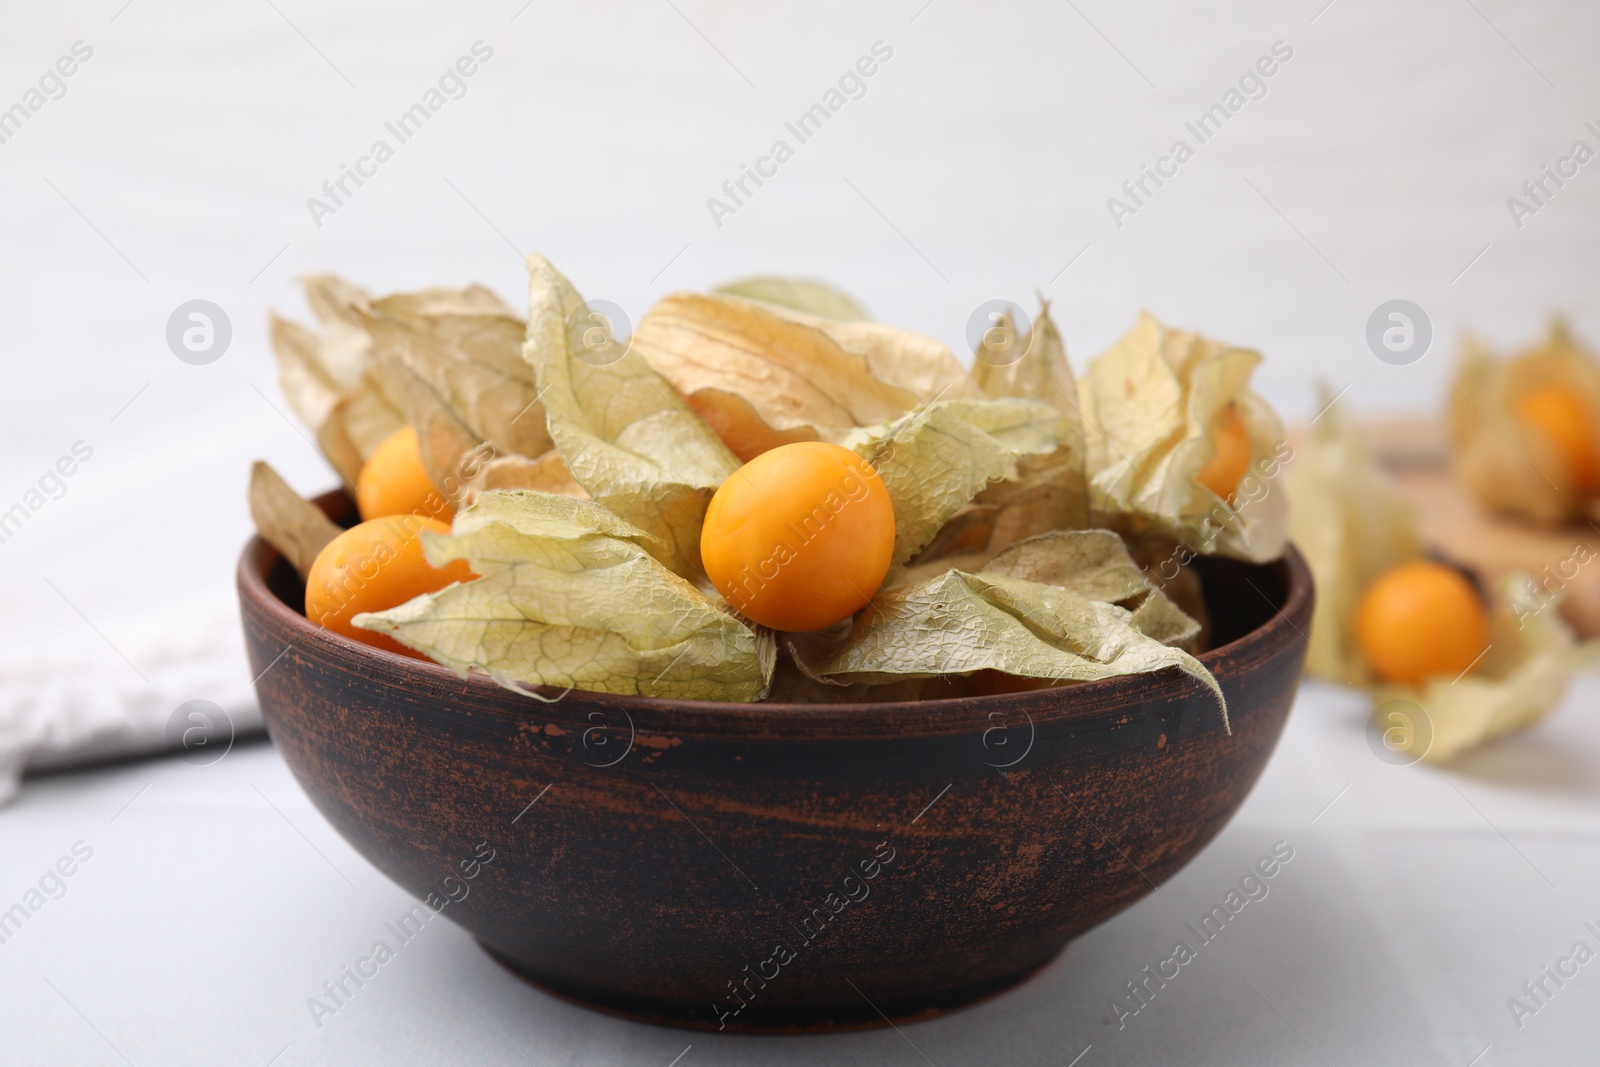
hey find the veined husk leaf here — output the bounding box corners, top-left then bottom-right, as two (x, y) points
(468, 449), (587, 500)
(375, 350), (583, 509)
(354, 491), (767, 701)
(1078, 312), (1288, 563)
(971, 304), (1076, 409)
(1125, 535), (1213, 653)
(1286, 388), (1425, 684)
(713, 277), (869, 322)
(269, 276), (407, 487)
(984, 529), (1202, 651)
(445, 488), (647, 547)
(981, 529), (1149, 602)
(630, 290), (981, 461)
(299, 273), (376, 389)
(248, 460), (342, 578)
(786, 567), (1224, 724)
(841, 398), (1067, 573)
(900, 528), (1188, 622)
(971, 305), (1090, 549)
(361, 286), (552, 462)
(348, 283), (587, 510)
(523, 254), (739, 578)
(1374, 575), (1600, 762)
(1450, 321), (1600, 524)
(1129, 587), (1205, 650)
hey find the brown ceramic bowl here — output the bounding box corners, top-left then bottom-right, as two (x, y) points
(238, 490), (1312, 1032)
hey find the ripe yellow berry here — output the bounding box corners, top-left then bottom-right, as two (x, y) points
(1354, 560), (1489, 687)
(305, 516), (475, 658)
(357, 425), (454, 523)
(701, 442), (895, 632)
(1197, 405), (1252, 503)
(1512, 385), (1600, 496)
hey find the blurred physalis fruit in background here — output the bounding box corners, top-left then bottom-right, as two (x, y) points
(1512, 385), (1600, 497)
(1354, 560), (1489, 687)
(1452, 321), (1600, 524)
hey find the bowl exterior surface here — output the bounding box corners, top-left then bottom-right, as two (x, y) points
(239, 505), (1311, 1031)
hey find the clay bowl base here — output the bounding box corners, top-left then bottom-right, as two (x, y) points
(477, 938), (1064, 1033)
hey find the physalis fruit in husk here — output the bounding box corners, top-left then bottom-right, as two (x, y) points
(1353, 560), (1489, 688)
(1451, 320), (1600, 524)
(256, 253), (1295, 710)
(1289, 385), (1599, 760)
(1077, 312), (1289, 563)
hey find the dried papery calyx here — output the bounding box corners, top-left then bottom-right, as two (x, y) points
(1451, 320), (1600, 524)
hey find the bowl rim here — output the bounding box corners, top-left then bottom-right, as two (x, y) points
(238, 497), (1312, 723)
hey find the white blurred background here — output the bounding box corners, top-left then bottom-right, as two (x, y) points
(0, 0), (1596, 768)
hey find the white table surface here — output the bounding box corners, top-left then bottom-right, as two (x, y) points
(3, 0), (1600, 1061)
(3, 674), (1598, 1066)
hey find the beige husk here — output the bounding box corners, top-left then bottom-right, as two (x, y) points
(1287, 387), (1424, 685)
(1078, 312), (1289, 563)
(630, 289), (981, 462)
(1289, 386), (1597, 758)
(1374, 575), (1600, 763)
(783, 528), (1222, 725)
(264, 255), (1247, 705)
(268, 276), (404, 488)
(271, 276), (584, 507)
(713, 276), (870, 322)
(1450, 320), (1600, 524)
(247, 461), (342, 578)
(521, 254), (740, 579)
(355, 492), (768, 701)
(840, 398), (1069, 575)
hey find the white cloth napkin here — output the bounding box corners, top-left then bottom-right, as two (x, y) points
(0, 372), (307, 807)
(0, 597), (260, 805)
